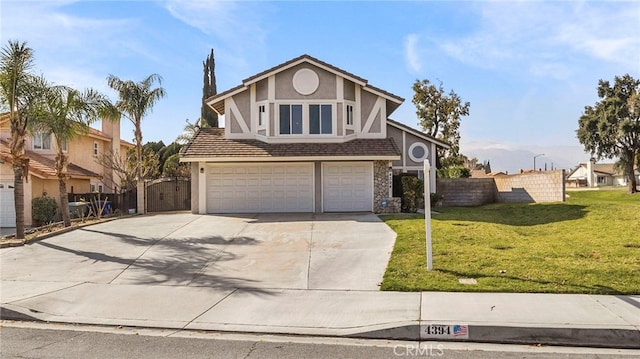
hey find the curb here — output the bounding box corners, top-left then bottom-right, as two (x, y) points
(1, 307), (638, 349)
(354, 323), (640, 349)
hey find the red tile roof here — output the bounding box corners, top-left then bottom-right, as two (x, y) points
(0, 139), (101, 179)
(180, 128), (401, 160)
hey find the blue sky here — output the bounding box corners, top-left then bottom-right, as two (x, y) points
(2, 1), (639, 172)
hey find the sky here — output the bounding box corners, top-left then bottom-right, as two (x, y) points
(2, 0), (639, 173)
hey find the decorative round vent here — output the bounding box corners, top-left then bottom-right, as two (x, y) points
(408, 142), (430, 162)
(292, 68), (319, 95)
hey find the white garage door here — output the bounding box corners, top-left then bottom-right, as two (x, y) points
(322, 162), (373, 212)
(0, 182), (16, 227)
(207, 163), (314, 213)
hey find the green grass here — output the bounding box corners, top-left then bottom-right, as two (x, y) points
(380, 190), (640, 294)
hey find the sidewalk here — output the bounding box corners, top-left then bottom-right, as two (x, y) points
(1, 213), (639, 349)
(2, 280), (639, 348)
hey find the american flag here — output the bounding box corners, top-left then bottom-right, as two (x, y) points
(453, 325), (468, 337)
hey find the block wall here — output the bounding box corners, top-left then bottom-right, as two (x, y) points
(436, 170), (565, 206)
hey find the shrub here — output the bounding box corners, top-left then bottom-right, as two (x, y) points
(437, 166), (471, 178)
(400, 176), (424, 213)
(32, 196), (58, 227)
(430, 192), (444, 207)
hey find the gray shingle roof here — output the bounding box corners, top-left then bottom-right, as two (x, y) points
(180, 128), (401, 160)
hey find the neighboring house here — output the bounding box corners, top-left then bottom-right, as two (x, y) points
(0, 117), (133, 227)
(566, 160), (640, 187)
(180, 54), (448, 214)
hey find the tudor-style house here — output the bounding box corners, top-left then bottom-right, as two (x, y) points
(180, 55), (448, 214)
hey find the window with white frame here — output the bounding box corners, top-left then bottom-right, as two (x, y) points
(33, 133), (52, 150)
(93, 141), (99, 156)
(309, 104), (332, 134)
(346, 104), (354, 126)
(279, 104), (303, 135)
(258, 104), (267, 127)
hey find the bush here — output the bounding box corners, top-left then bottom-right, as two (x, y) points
(437, 166), (471, 178)
(32, 196), (58, 226)
(400, 176), (424, 213)
(430, 192), (444, 207)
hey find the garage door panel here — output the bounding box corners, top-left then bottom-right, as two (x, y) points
(322, 162), (373, 212)
(207, 163), (313, 213)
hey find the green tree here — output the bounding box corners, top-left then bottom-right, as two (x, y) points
(412, 79), (470, 168)
(577, 74), (640, 193)
(0, 40), (37, 239)
(176, 118), (199, 145)
(162, 153), (190, 177)
(107, 74), (166, 184)
(32, 83), (117, 227)
(201, 49), (218, 128)
(95, 146), (160, 191)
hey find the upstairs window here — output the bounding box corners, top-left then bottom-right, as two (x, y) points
(279, 104), (303, 135)
(33, 133), (51, 150)
(346, 104), (354, 126)
(93, 142), (99, 157)
(309, 104), (332, 134)
(258, 105), (267, 127)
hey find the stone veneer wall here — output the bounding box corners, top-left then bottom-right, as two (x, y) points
(436, 170), (565, 206)
(373, 160), (401, 213)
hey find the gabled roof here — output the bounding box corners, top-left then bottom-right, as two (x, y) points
(386, 118), (450, 149)
(206, 54), (405, 115)
(180, 128), (401, 161)
(0, 139), (101, 180)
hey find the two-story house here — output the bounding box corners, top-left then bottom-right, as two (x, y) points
(180, 54), (448, 214)
(0, 116), (133, 227)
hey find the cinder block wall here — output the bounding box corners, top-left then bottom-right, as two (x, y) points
(494, 170), (565, 203)
(436, 178), (497, 206)
(436, 170), (565, 206)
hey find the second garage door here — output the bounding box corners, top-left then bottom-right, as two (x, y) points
(322, 162), (373, 212)
(207, 163), (314, 213)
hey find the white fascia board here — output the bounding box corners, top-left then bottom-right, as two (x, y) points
(180, 155), (400, 163)
(387, 121), (450, 149)
(243, 58), (368, 87)
(362, 86), (404, 105)
(206, 86), (248, 107)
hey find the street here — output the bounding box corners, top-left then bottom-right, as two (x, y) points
(1, 322), (638, 359)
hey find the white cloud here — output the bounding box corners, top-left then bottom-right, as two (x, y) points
(161, 0), (271, 61)
(404, 33), (422, 73)
(436, 1), (640, 78)
(1, 1), (140, 90)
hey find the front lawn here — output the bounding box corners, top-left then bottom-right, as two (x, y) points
(380, 190), (640, 294)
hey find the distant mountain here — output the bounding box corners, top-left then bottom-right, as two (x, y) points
(461, 144), (592, 174)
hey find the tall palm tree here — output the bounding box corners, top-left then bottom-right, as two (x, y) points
(107, 74), (166, 183)
(0, 40), (37, 239)
(32, 83), (118, 227)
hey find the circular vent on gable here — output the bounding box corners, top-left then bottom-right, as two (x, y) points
(408, 142), (430, 162)
(292, 68), (319, 95)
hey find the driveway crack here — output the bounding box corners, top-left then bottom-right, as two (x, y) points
(306, 217), (314, 290)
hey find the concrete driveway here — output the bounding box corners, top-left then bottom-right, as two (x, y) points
(0, 213), (396, 292)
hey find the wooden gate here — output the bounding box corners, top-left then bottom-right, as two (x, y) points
(145, 177), (191, 212)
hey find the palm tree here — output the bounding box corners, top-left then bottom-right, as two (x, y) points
(32, 83), (118, 227)
(0, 40), (37, 239)
(106, 74), (166, 185)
